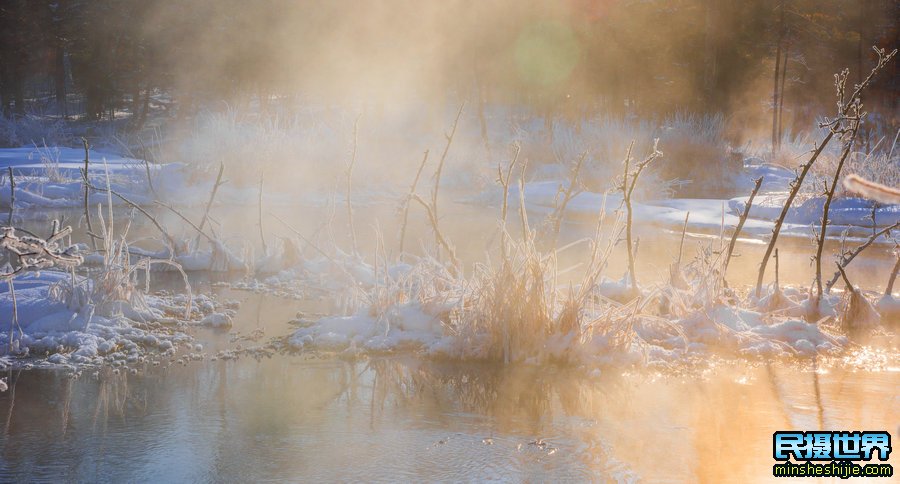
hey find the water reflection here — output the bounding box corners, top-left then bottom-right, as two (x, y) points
(2, 351), (896, 482)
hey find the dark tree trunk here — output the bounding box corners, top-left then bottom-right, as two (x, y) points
(12, 67), (24, 116)
(771, 0), (785, 152)
(777, 43), (789, 145)
(54, 44), (67, 117)
(702, 0), (719, 105)
(135, 87), (151, 129)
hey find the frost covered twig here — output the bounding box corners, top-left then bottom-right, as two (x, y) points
(544, 151), (587, 246)
(1, 224), (83, 352)
(619, 139), (662, 292)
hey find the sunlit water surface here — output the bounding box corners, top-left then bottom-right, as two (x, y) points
(1, 287), (897, 482)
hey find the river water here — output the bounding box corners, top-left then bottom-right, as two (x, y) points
(1, 286), (897, 482)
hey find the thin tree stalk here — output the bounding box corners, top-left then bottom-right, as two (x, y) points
(815, 123), (859, 296)
(621, 139), (661, 291)
(346, 113), (361, 254)
(6, 279), (18, 354)
(723, 176), (763, 279)
(431, 102), (465, 232)
(80, 138), (97, 250)
(6, 167), (13, 227)
(195, 162), (225, 247)
(258, 171), (267, 254)
(677, 211), (690, 268)
(884, 252), (900, 297)
(398, 150), (429, 259)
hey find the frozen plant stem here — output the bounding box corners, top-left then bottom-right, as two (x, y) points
(346, 113), (361, 255)
(677, 211), (690, 268)
(496, 143), (520, 260)
(6, 279), (17, 354)
(547, 151), (587, 246)
(411, 194), (460, 275)
(258, 171), (267, 254)
(6, 167), (13, 227)
(81, 138), (97, 250)
(86, 179), (179, 254)
(430, 102), (465, 253)
(620, 139), (662, 291)
(398, 150), (429, 260)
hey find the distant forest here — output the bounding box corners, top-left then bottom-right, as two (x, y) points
(0, 0), (897, 138)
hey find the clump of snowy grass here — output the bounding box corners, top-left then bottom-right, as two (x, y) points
(32, 141), (68, 183)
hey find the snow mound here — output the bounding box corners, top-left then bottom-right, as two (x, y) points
(0, 272), (233, 368)
(289, 303), (448, 353)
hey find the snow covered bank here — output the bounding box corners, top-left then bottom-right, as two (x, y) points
(0, 271), (240, 369)
(468, 164), (900, 241)
(0, 146), (292, 212)
(0, 224), (240, 369)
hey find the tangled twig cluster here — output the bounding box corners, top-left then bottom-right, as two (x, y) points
(0, 225), (83, 278)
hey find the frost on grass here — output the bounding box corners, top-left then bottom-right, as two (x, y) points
(282, 230), (859, 368)
(0, 224), (239, 369)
